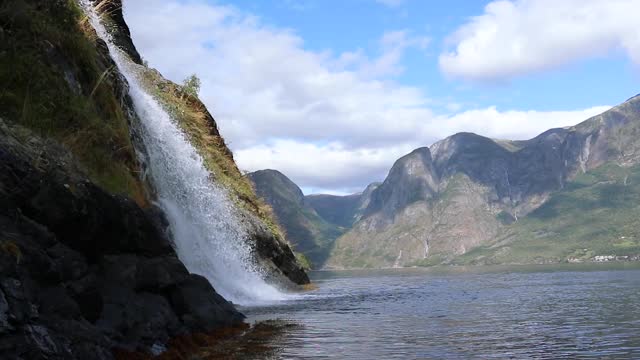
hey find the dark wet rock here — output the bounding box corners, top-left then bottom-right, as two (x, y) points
(0, 289), (12, 334)
(47, 243), (89, 281)
(135, 256), (190, 291)
(254, 228), (311, 285)
(238, 207), (310, 285)
(169, 275), (245, 331)
(93, 0), (143, 65)
(0, 120), (245, 358)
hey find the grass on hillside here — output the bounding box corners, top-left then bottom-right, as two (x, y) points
(0, 0), (146, 204)
(454, 163), (640, 265)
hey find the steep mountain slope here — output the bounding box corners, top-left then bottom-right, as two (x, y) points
(328, 95), (640, 268)
(248, 170), (345, 268)
(455, 162), (640, 265)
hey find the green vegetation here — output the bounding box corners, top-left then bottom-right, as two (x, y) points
(0, 0), (146, 205)
(409, 254), (446, 267)
(455, 163), (640, 265)
(294, 252), (312, 270)
(182, 74), (201, 98)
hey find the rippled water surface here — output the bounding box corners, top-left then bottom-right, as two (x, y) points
(242, 264), (640, 359)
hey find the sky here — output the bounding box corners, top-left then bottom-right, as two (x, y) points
(123, 0), (640, 195)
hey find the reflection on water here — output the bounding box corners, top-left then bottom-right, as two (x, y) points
(130, 320), (300, 360)
(241, 263), (640, 359)
(190, 320), (300, 360)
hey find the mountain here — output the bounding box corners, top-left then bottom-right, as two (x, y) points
(327, 95), (640, 268)
(0, 1), (307, 357)
(248, 170), (344, 267)
(305, 182), (380, 228)
(248, 170), (379, 268)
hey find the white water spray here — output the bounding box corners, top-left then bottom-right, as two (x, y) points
(80, 1), (286, 305)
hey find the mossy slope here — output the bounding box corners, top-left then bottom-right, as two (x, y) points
(0, 0), (146, 205)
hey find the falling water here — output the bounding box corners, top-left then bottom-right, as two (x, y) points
(80, 1), (286, 305)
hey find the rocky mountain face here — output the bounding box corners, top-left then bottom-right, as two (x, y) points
(0, 0), (307, 358)
(328, 95), (640, 268)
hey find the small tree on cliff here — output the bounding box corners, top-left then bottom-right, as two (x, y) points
(182, 74), (201, 98)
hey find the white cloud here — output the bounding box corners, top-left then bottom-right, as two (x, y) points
(330, 31), (429, 79)
(123, 0), (610, 193)
(235, 140), (415, 192)
(441, 106), (611, 141)
(440, 0), (640, 82)
(234, 106), (609, 192)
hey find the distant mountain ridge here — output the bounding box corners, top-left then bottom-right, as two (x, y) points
(252, 94), (640, 269)
(330, 94), (640, 268)
(247, 170), (380, 268)
(306, 182), (380, 227)
(248, 170), (378, 267)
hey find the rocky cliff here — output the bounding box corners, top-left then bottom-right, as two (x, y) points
(0, 0), (307, 357)
(328, 95), (640, 268)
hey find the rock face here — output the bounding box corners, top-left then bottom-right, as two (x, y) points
(328, 95), (640, 268)
(248, 170), (345, 268)
(94, 0), (143, 65)
(0, 121), (244, 358)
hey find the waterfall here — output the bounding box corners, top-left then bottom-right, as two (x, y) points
(80, 1), (286, 305)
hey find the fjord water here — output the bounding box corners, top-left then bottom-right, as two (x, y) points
(80, 2), (285, 305)
(244, 264), (640, 359)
